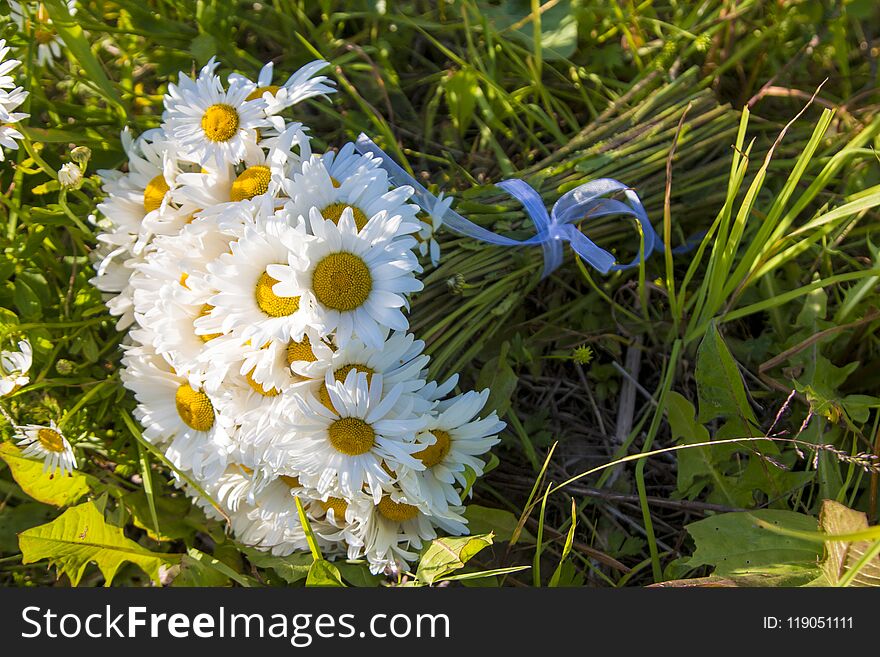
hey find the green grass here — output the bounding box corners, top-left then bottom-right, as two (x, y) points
(1, 0), (880, 587)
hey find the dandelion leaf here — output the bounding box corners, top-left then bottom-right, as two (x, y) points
(0, 443), (89, 507)
(18, 501), (177, 586)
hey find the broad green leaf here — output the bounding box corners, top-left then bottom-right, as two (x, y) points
(336, 562), (383, 587)
(464, 505), (534, 543)
(0, 502), (55, 552)
(475, 343), (518, 417)
(243, 548), (313, 584)
(19, 501), (178, 586)
(695, 322), (757, 429)
(172, 554), (231, 587)
(0, 443), (90, 506)
(416, 533), (494, 585)
(685, 510), (822, 577)
(666, 392), (718, 500)
(481, 0), (579, 59)
(306, 559), (346, 587)
(819, 500), (880, 587)
(443, 68), (480, 136)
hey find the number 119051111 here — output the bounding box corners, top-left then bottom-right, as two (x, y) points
(763, 617), (853, 630)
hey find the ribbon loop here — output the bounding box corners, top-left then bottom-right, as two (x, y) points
(354, 133), (685, 278)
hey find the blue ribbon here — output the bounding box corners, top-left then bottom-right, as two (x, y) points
(355, 133), (684, 278)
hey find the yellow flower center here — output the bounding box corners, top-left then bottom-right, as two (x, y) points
(312, 252), (372, 311)
(245, 85), (281, 102)
(37, 428), (65, 453)
(197, 304), (223, 342)
(286, 335), (317, 365)
(321, 203), (369, 231)
(318, 364), (374, 412)
(327, 417), (375, 456)
(175, 384), (215, 432)
(230, 165), (271, 202)
(321, 497), (348, 519)
(279, 474), (301, 488)
(201, 103), (240, 142)
(255, 271), (300, 317)
(413, 429), (452, 468)
(244, 368), (281, 397)
(143, 174), (169, 214)
(377, 497), (419, 522)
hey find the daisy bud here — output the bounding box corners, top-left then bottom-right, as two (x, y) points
(58, 162), (83, 189)
(70, 145), (91, 166)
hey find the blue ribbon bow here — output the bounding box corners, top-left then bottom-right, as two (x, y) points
(355, 134), (683, 278)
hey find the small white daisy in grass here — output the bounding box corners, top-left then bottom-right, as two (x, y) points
(15, 420), (77, 477)
(282, 147), (419, 235)
(163, 57), (270, 168)
(8, 1), (76, 66)
(399, 389), (504, 514)
(0, 338), (31, 396)
(268, 207), (422, 349)
(200, 217), (316, 346)
(0, 38), (28, 161)
(287, 370), (426, 503)
(229, 59), (336, 131)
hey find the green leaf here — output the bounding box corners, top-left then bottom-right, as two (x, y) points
(482, 0), (579, 59)
(243, 548), (313, 584)
(0, 502), (56, 553)
(18, 501), (178, 586)
(685, 510), (822, 578)
(43, 0), (128, 119)
(416, 533), (494, 585)
(189, 33), (218, 66)
(171, 554), (231, 587)
(306, 559), (346, 587)
(464, 505), (534, 543)
(819, 500), (880, 587)
(695, 322), (757, 429)
(0, 443), (90, 506)
(336, 561), (383, 587)
(13, 278), (41, 320)
(443, 68), (480, 136)
(475, 343), (518, 417)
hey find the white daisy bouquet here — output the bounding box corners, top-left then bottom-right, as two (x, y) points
(91, 57), (505, 574)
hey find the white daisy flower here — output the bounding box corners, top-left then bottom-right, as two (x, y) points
(0, 338), (31, 396)
(15, 420), (77, 477)
(172, 122), (312, 220)
(229, 60), (335, 131)
(341, 491), (467, 574)
(399, 389), (504, 514)
(120, 349), (233, 480)
(200, 217), (315, 346)
(268, 207), (422, 349)
(286, 370), (427, 502)
(294, 330), (430, 413)
(281, 147), (418, 235)
(8, 2), (76, 67)
(162, 57), (270, 168)
(0, 38), (28, 160)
